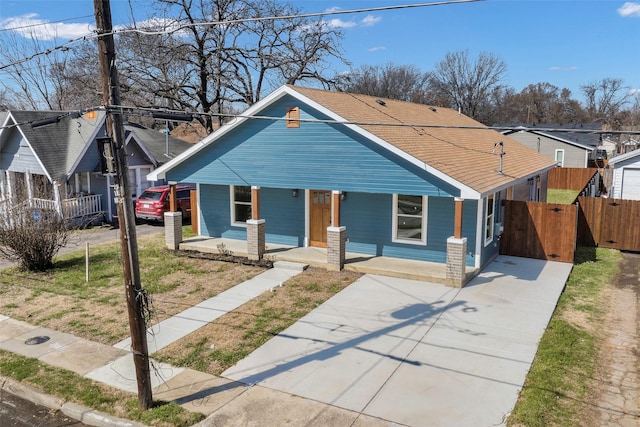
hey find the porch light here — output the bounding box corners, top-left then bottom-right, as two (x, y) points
(340, 192), (347, 201)
(292, 189), (298, 197)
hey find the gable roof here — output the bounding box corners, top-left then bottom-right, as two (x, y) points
(501, 122), (602, 151)
(608, 148), (640, 166)
(3, 110), (107, 181)
(149, 85), (557, 198)
(124, 122), (194, 166)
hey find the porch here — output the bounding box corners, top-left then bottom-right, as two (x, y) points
(179, 236), (479, 284)
(1, 194), (104, 222)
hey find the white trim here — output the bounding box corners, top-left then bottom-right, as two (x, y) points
(195, 182), (201, 235)
(65, 111), (108, 178)
(304, 189), (310, 247)
(554, 149), (565, 167)
(230, 185), (251, 227)
(484, 194), (495, 247)
(146, 85), (481, 198)
(392, 194), (427, 245)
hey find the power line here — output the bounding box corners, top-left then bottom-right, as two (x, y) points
(4, 104), (640, 135)
(0, 15), (95, 33)
(0, 1), (480, 71)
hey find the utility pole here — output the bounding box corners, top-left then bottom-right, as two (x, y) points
(93, 0), (153, 410)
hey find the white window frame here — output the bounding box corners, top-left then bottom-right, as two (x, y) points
(230, 185), (251, 227)
(555, 149), (565, 167)
(484, 193), (495, 246)
(392, 194), (427, 245)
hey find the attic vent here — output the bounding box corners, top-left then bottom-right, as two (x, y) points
(286, 107), (300, 128)
(376, 99), (386, 106)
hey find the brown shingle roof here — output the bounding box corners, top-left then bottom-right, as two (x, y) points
(290, 85), (556, 195)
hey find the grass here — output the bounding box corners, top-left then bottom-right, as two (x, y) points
(547, 188), (580, 204)
(0, 350), (204, 427)
(507, 246), (621, 426)
(0, 224), (362, 424)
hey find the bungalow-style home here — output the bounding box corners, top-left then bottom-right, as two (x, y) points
(148, 85), (557, 286)
(607, 149), (640, 200)
(501, 122), (603, 168)
(0, 110), (193, 223)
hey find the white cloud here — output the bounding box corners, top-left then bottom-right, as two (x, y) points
(549, 66), (577, 71)
(618, 2), (640, 17)
(361, 15), (381, 26)
(368, 46), (386, 52)
(0, 14), (94, 40)
(324, 18), (357, 29)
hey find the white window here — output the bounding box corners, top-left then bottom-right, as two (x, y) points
(230, 185), (252, 226)
(484, 194), (495, 246)
(555, 149), (565, 167)
(392, 194), (427, 245)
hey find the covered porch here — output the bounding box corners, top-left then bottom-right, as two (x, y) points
(179, 236), (479, 284)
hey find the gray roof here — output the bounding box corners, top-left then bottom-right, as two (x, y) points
(124, 122), (194, 166)
(501, 122), (603, 150)
(7, 110), (107, 180)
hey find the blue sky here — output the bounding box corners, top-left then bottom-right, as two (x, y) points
(1, 0), (639, 103)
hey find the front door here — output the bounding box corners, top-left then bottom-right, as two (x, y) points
(309, 190), (331, 247)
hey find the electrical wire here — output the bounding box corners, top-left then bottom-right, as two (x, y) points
(0, 15), (95, 33)
(0, 1), (481, 71)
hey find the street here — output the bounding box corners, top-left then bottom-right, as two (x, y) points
(0, 391), (86, 426)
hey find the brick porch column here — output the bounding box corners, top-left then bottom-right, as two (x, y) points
(446, 236), (467, 287)
(327, 226), (346, 271)
(164, 211), (183, 250)
(246, 219), (266, 260)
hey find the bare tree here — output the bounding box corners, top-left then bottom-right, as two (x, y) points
(115, 0), (346, 132)
(335, 63), (430, 103)
(0, 176), (73, 271)
(0, 27), (72, 110)
(581, 78), (631, 125)
(427, 50), (507, 121)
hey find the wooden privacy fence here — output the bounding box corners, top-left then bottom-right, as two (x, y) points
(500, 200), (577, 263)
(577, 196), (640, 252)
(548, 167), (599, 191)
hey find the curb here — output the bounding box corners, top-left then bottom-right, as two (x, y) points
(0, 375), (148, 427)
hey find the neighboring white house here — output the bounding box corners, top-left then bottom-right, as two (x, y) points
(608, 149), (640, 200)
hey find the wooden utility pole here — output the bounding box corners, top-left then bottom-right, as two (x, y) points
(93, 0), (153, 410)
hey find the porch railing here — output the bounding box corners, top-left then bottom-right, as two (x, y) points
(62, 194), (103, 218)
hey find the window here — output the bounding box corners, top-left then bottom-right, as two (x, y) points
(286, 107), (300, 128)
(555, 149), (565, 167)
(393, 194), (427, 244)
(484, 194), (495, 245)
(231, 185), (252, 226)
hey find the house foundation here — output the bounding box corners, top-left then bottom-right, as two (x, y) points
(446, 236), (467, 287)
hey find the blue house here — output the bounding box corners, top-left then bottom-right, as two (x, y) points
(149, 85), (556, 286)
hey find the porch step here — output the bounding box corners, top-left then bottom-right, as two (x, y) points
(273, 261), (308, 272)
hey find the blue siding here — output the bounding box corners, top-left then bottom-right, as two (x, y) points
(0, 129), (46, 175)
(167, 96), (458, 197)
(198, 184), (479, 265)
(342, 194), (477, 265)
(261, 188), (305, 246)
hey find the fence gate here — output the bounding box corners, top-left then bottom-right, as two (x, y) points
(577, 196), (640, 252)
(500, 201), (577, 263)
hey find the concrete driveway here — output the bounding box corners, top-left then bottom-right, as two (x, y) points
(222, 255), (572, 427)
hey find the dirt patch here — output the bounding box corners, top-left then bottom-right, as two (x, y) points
(580, 252), (640, 426)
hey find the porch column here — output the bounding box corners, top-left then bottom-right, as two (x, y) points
(327, 191), (346, 270)
(169, 182), (177, 212)
(164, 211), (183, 250)
(446, 197), (467, 287)
(327, 226), (346, 271)
(246, 186), (265, 260)
(25, 171), (34, 201)
(53, 182), (63, 218)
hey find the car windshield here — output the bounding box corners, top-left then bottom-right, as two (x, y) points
(138, 191), (163, 201)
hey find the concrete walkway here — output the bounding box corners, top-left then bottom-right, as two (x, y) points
(0, 255), (572, 427)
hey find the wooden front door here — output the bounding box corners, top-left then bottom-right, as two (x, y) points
(310, 190), (332, 247)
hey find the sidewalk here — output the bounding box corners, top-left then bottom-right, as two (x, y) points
(0, 255), (573, 427)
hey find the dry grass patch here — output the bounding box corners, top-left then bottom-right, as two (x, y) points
(0, 234), (266, 345)
(154, 267), (362, 374)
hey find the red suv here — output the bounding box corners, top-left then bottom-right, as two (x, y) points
(135, 184), (195, 222)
